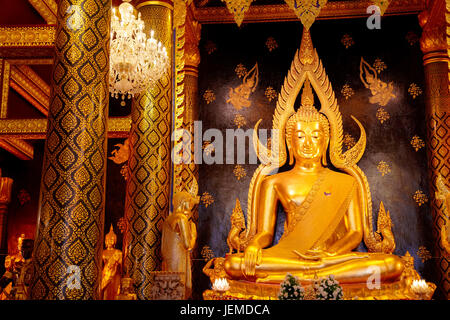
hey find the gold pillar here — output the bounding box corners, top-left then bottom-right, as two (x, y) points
(124, 0), (173, 299)
(0, 170), (13, 251)
(419, 0), (450, 299)
(30, 0), (111, 299)
(175, 10), (201, 221)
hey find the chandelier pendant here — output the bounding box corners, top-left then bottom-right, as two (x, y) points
(109, 0), (170, 106)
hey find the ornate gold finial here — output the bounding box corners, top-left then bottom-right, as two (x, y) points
(299, 28), (314, 65)
(105, 225), (117, 244)
(301, 78), (314, 107)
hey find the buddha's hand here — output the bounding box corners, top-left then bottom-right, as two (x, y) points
(242, 245), (262, 278)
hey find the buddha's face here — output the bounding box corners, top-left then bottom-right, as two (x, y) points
(105, 236), (116, 249)
(292, 120), (326, 162)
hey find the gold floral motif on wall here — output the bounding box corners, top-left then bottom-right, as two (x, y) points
(343, 133), (356, 150)
(377, 161), (391, 176)
(205, 41), (217, 55)
(341, 34), (354, 49)
(408, 83), (422, 99)
(17, 189), (30, 206)
(265, 86), (277, 102)
(360, 57), (396, 107)
(341, 83), (354, 100)
(234, 114), (247, 128)
(417, 246), (432, 263)
(410, 135), (425, 151)
(233, 164), (247, 180)
(120, 164), (129, 181)
(373, 58), (387, 73)
(203, 89), (216, 104)
(376, 108), (390, 124)
(406, 31), (419, 46)
(201, 191), (214, 207)
(227, 63), (258, 110)
(235, 63), (247, 78)
(265, 37), (278, 52)
(203, 140), (215, 156)
(117, 217), (126, 234)
(413, 190), (428, 207)
(201, 245), (215, 262)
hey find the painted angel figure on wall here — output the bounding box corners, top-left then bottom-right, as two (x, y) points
(227, 63), (259, 110)
(360, 57), (396, 106)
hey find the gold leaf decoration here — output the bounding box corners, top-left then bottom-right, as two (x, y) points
(203, 89), (216, 104)
(265, 86), (277, 102)
(341, 34), (354, 49)
(235, 63), (247, 78)
(410, 135), (425, 151)
(341, 83), (354, 100)
(284, 0), (328, 30)
(205, 40), (217, 55)
(377, 160), (391, 176)
(234, 114), (247, 128)
(265, 37), (278, 52)
(376, 108), (390, 124)
(201, 245), (215, 261)
(117, 217), (126, 234)
(201, 191), (214, 208)
(343, 133), (356, 150)
(233, 164), (247, 180)
(373, 58), (387, 73)
(408, 83), (422, 99)
(221, 0), (255, 27)
(371, 0), (391, 16)
(406, 31), (419, 46)
(417, 246), (432, 263)
(18, 189), (31, 205)
(413, 190), (428, 207)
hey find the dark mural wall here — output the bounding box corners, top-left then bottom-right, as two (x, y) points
(195, 15), (436, 297)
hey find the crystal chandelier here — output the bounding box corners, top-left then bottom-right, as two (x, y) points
(109, 0), (169, 106)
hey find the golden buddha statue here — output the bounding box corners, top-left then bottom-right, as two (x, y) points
(162, 178), (200, 299)
(223, 29), (409, 291)
(100, 225), (122, 300)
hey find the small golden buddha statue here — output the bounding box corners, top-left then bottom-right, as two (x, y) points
(223, 29), (406, 288)
(100, 225), (122, 300)
(11, 239), (34, 300)
(162, 182), (200, 299)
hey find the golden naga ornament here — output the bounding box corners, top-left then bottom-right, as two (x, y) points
(284, 0), (328, 30)
(209, 28), (435, 300)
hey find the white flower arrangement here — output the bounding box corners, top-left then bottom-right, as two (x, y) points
(278, 273), (305, 300)
(314, 275), (344, 300)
